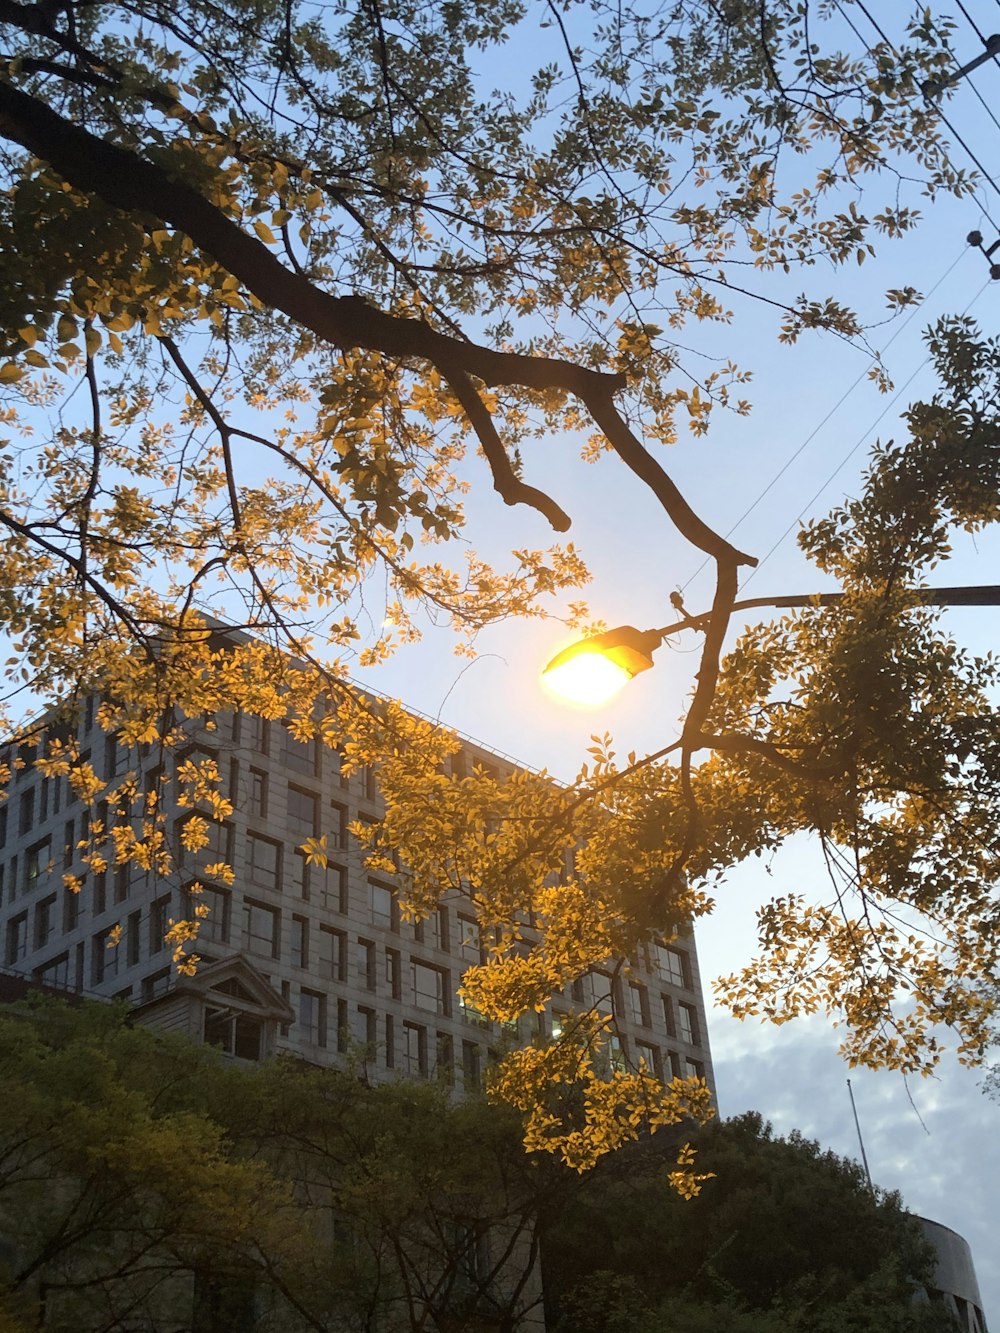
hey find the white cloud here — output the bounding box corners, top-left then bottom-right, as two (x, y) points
(709, 1009), (999, 1323)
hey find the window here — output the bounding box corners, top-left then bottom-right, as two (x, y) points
(281, 725), (317, 776)
(458, 915), (483, 967)
(413, 961), (446, 1015)
(5, 913), (27, 966)
(0, 805), (6, 851)
(354, 1005), (377, 1049)
(685, 1058), (705, 1080)
(191, 885), (231, 946)
(63, 818), (74, 870)
(678, 1002), (699, 1046)
(609, 1035), (626, 1072)
(580, 971), (614, 1017)
(292, 849), (310, 899)
(462, 1041), (482, 1092)
(287, 785), (318, 839)
(244, 900), (279, 958)
(33, 894), (56, 949)
(336, 998), (349, 1053)
(177, 816), (232, 872)
(247, 833), (280, 890)
(62, 884), (81, 932)
(18, 788), (34, 836)
(666, 1050), (682, 1080)
(403, 1022), (426, 1076)
(662, 995), (677, 1038)
(356, 938), (376, 989)
(436, 1032), (454, 1085)
(35, 951), (69, 988)
(299, 988), (327, 1047)
(384, 946), (401, 999)
(92, 926), (121, 985)
(328, 802), (348, 851)
(93, 871), (107, 916)
(247, 715), (269, 755)
(653, 942), (689, 989)
(204, 1007), (263, 1061)
(416, 906), (447, 952)
(25, 838), (51, 889)
(458, 995), (490, 1029)
(319, 924), (347, 982)
(369, 881), (394, 930)
(628, 983), (649, 1028)
(635, 1041), (662, 1078)
(113, 864), (129, 904)
(359, 764), (378, 804)
(384, 1014), (395, 1068)
(127, 909), (141, 967)
(249, 767), (268, 817)
(141, 967), (172, 1002)
(322, 862), (349, 914)
(291, 914), (309, 968)
(149, 895), (171, 954)
(73, 941), (85, 991)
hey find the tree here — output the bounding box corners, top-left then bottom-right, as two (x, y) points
(541, 1111), (952, 1332)
(0, 995), (556, 1332)
(0, 0), (996, 1168)
(0, 997), (302, 1331)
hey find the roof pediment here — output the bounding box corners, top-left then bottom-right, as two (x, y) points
(177, 954), (295, 1022)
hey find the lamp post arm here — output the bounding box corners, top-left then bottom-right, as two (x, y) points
(650, 584), (1000, 640)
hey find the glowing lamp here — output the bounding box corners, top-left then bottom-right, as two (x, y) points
(541, 625), (663, 707)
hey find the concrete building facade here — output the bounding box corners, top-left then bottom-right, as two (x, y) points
(0, 698), (716, 1095)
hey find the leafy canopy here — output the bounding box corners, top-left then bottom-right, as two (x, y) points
(0, 0), (996, 1168)
(0, 996), (554, 1332)
(544, 1111), (950, 1333)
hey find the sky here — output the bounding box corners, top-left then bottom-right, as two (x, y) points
(346, 4), (1000, 1320)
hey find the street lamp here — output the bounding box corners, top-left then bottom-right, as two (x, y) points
(541, 625), (665, 707)
(541, 585), (1000, 707)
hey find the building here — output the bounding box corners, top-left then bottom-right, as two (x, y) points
(0, 693), (716, 1097)
(917, 1217), (989, 1333)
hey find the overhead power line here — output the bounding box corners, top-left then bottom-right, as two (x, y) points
(742, 277), (990, 588)
(681, 245), (967, 596)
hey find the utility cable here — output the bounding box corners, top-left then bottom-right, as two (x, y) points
(740, 276), (989, 588)
(680, 246), (967, 594)
(853, 0), (1000, 220)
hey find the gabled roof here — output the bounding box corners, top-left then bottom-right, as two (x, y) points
(142, 953), (295, 1023)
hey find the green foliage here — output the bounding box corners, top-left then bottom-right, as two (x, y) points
(0, 997), (551, 1332)
(543, 1112), (949, 1333)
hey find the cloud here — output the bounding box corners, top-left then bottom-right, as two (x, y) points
(709, 1010), (999, 1322)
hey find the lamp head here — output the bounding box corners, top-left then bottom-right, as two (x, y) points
(541, 625), (663, 707)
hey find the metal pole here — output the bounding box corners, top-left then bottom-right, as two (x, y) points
(847, 1079), (875, 1194)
